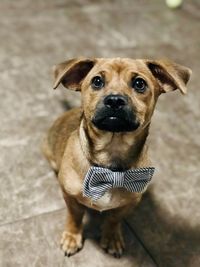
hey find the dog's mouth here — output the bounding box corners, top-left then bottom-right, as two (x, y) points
(92, 110), (140, 132)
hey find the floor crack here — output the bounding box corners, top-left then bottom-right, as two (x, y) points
(124, 219), (159, 267)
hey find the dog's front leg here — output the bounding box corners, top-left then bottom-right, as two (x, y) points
(60, 193), (85, 257)
(100, 206), (131, 258)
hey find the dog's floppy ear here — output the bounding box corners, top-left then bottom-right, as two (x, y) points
(53, 58), (96, 91)
(146, 59), (192, 94)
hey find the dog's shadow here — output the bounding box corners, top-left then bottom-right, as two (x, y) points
(83, 189), (200, 267)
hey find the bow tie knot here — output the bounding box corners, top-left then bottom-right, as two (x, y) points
(83, 166), (155, 201)
(112, 171), (125, 187)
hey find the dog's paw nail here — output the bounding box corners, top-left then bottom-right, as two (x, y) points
(64, 252), (70, 257)
(100, 232), (125, 258)
(61, 231), (83, 257)
(113, 252), (121, 258)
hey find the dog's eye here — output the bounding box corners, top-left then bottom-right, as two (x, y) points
(91, 76), (104, 90)
(132, 77), (147, 93)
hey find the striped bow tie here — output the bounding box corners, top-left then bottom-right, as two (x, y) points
(83, 166), (155, 201)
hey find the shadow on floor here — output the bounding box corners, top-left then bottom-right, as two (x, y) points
(126, 190), (200, 267)
(83, 208), (152, 266)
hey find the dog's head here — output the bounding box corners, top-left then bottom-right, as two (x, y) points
(53, 58), (191, 133)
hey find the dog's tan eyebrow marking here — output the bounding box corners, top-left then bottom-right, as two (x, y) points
(99, 71), (106, 77)
(129, 72), (138, 77)
(91, 70), (106, 78)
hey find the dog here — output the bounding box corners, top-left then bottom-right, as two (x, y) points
(42, 58), (191, 257)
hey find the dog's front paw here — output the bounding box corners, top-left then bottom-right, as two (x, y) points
(100, 228), (125, 258)
(60, 231), (83, 257)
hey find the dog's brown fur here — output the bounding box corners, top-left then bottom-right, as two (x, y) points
(42, 58), (191, 257)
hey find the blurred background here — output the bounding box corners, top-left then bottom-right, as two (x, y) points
(0, 0), (199, 266)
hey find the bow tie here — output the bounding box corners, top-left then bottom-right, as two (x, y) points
(83, 166), (155, 201)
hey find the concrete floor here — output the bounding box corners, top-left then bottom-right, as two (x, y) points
(0, 0), (200, 266)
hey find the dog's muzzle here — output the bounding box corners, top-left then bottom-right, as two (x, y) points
(92, 94), (140, 132)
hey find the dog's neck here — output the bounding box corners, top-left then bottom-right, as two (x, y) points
(79, 116), (150, 171)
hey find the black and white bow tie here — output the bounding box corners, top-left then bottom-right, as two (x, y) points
(83, 166), (155, 201)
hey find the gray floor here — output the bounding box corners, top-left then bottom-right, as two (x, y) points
(0, 0), (200, 266)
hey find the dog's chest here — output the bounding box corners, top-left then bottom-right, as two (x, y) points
(78, 188), (137, 212)
(91, 191), (125, 211)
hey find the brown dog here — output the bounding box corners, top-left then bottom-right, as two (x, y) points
(42, 58), (191, 257)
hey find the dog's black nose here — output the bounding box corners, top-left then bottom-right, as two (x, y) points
(104, 94), (127, 109)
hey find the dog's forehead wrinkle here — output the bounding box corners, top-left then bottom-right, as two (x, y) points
(95, 59), (132, 74)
